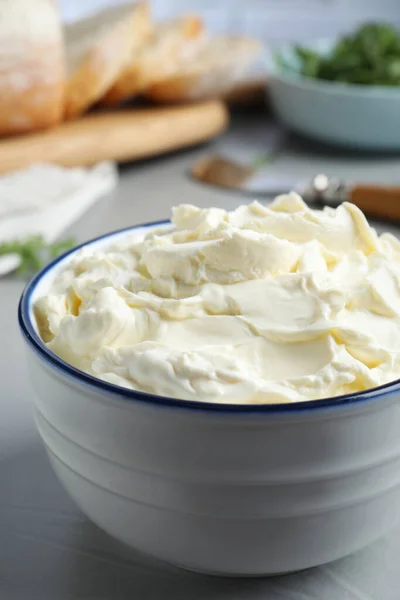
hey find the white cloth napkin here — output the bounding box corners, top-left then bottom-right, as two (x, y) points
(0, 161), (118, 275)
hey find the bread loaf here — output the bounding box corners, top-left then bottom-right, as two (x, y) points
(65, 2), (151, 119)
(101, 15), (204, 106)
(145, 36), (262, 103)
(0, 0), (65, 137)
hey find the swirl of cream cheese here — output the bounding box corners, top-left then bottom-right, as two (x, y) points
(34, 195), (400, 404)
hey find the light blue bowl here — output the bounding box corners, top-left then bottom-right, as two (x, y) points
(266, 40), (400, 150)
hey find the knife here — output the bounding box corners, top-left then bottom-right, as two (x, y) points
(191, 155), (400, 222)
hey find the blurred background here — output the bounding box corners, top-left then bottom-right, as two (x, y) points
(61, 0), (400, 39)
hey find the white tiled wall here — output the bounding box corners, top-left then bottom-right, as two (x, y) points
(61, 0), (400, 40)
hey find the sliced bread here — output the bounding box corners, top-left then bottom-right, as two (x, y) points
(64, 1), (151, 119)
(144, 36), (263, 103)
(101, 15), (204, 106)
(0, 0), (65, 136)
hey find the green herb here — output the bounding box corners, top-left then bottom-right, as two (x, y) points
(291, 23), (400, 86)
(0, 235), (76, 277)
(251, 154), (275, 169)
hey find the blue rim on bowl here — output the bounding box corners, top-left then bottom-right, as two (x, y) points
(18, 220), (400, 415)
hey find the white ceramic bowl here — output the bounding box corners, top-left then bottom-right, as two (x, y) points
(19, 222), (400, 576)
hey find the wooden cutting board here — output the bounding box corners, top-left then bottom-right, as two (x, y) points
(0, 101), (228, 174)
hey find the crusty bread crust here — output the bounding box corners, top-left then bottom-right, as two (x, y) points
(0, 70), (65, 137)
(0, 0), (65, 137)
(145, 36), (262, 103)
(65, 2), (151, 119)
(101, 15), (203, 106)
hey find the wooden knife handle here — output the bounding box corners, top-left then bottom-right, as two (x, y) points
(350, 185), (400, 222)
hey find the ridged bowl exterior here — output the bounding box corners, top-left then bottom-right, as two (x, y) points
(26, 352), (400, 575)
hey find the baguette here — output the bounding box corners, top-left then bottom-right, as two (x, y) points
(102, 15), (204, 106)
(0, 0), (65, 137)
(65, 2), (151, 119)
(145, 36), (263, 103)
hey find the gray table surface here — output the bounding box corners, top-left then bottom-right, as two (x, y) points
(2, 115), (400, 600)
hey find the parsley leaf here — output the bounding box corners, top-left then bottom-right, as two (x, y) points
(285, 23), (400, 86)
(0, 236), (76, 277)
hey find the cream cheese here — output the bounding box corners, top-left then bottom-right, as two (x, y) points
(35, 195), (400, 404)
